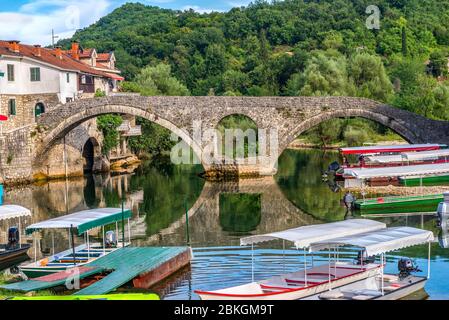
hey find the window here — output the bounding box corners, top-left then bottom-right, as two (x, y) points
(7, 64), (14, 81)
(81, 75), (87, 84)
(66, 73), (70, 83)
(30, 67), (41, 82)
(8, 99), (16, 116)
(35, 103), (45, 117)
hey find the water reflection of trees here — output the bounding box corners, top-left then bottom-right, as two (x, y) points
(219, 194), (261, 233)
(276, 148), (347, 221)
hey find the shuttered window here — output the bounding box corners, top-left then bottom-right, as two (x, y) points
(30, 67), (41, 82)
(8, 99), (16, 116)
(7, 64), (14, 81)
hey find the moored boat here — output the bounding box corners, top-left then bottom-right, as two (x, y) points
(343, 162), (449, 187)
(0, 205), (32, 264)
(330, 144), (447, 180)
(354, 194), (444, 214)
(20, 207), (132, 278)
(195, 220), (434, 301)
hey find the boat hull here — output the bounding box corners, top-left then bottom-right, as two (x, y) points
(0, 244), (30, 263)
(354, 194), (443, 214)
(20, 243), (127, 279)
(196, 266), (381, 300)
(374, 278), (427, 300)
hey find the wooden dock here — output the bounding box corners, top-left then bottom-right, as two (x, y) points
(0, 247), (192, 295)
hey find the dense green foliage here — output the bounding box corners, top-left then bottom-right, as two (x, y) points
(96, 114), (123, 155)
(302, 118), (402, 147)
(58, 0), (449, 150)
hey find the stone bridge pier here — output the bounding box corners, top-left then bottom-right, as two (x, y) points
(2, 95), (449, 183)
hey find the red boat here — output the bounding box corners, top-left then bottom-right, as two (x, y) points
(332, 144), (448, 180)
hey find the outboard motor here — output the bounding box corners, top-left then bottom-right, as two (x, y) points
(105, 231), (117, 248)
(327, 161), (341, 173)
(436, 192), (449, 228)
(398, 258), (421, 280)
(355, 250), (375, 265)
(6, 227), (19, 250)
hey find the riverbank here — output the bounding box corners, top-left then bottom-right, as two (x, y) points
(287, 138), (407, 150)
(346, 185), (449, 196)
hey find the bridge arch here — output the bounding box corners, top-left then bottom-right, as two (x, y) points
(276, 107), (420, 163)
(34, 104), (206, 170)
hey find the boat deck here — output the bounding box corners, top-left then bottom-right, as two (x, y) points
(259, 263), (376, 291)
(0, 247), (191, 295)
(0, 266), (104, 292)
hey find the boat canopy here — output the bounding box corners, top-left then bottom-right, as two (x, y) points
(240, 219), (386, 249)
(365, 154), (403, 164)
(344, 163), (449, 179)
(310, 227), (434, 256)
(402, 149), (449, 162)
(26, 208), (132, 235)
(339, 144), (443, 155)
(0, 205), (31, 221)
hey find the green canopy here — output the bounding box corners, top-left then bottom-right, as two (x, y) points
(26, 208), (132, 235)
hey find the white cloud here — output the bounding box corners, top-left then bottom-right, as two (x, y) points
(227, 1), (252, 8)
(181, 5), (224, 14)
(0, 0), (112, 45)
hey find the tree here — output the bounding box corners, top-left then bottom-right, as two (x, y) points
(286, 51), (354, 96)
(97, 115), (123, 156)
(348, 53), (393, 102)
(132, 63), (190, 96)
(428, 50), (448, 78)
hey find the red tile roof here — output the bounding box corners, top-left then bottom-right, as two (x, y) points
(97, 53), (112, 61)
(0, 41), (115, 79)
(79, 48), (95, 58)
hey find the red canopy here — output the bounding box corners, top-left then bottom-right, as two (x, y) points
(339, 144), (443, 155)
(0, 115), (8, 121)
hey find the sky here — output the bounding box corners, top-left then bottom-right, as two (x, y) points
(0, 0), (252, 45)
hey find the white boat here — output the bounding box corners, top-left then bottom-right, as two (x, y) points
(20, 207), (132, 278)
(195, 220), (434, 300)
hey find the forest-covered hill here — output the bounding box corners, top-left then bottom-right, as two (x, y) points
(59, 0), (449, 122)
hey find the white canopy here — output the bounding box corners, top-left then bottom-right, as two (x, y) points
(240, 219), (386, 249)
(310, 227), (434, 256)
(402, 149), (449, 161)
(344, 162), (449, 179)
(0, 205), (32, 221)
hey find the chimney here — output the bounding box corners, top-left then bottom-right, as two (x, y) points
(34, 45), (42, 57)
(71, 41), (80, 60)
(8, 40), (20, 53)
(55, 46), (63, 59)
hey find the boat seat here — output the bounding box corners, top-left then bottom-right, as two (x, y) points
(382, 274), (399, 282)
(351, 295), (373, 300)
(319, 290), (345, 300)
(383, 284), (402, 292)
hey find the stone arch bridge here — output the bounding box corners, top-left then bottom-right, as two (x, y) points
(21, 96), (449, 181)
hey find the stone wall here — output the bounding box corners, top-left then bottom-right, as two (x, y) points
(33, 119), (104, 179)
(0, 125), (33, 183)
(0, 93), (59, 132)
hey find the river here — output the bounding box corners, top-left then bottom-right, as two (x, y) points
(1, 149), (448, 300)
